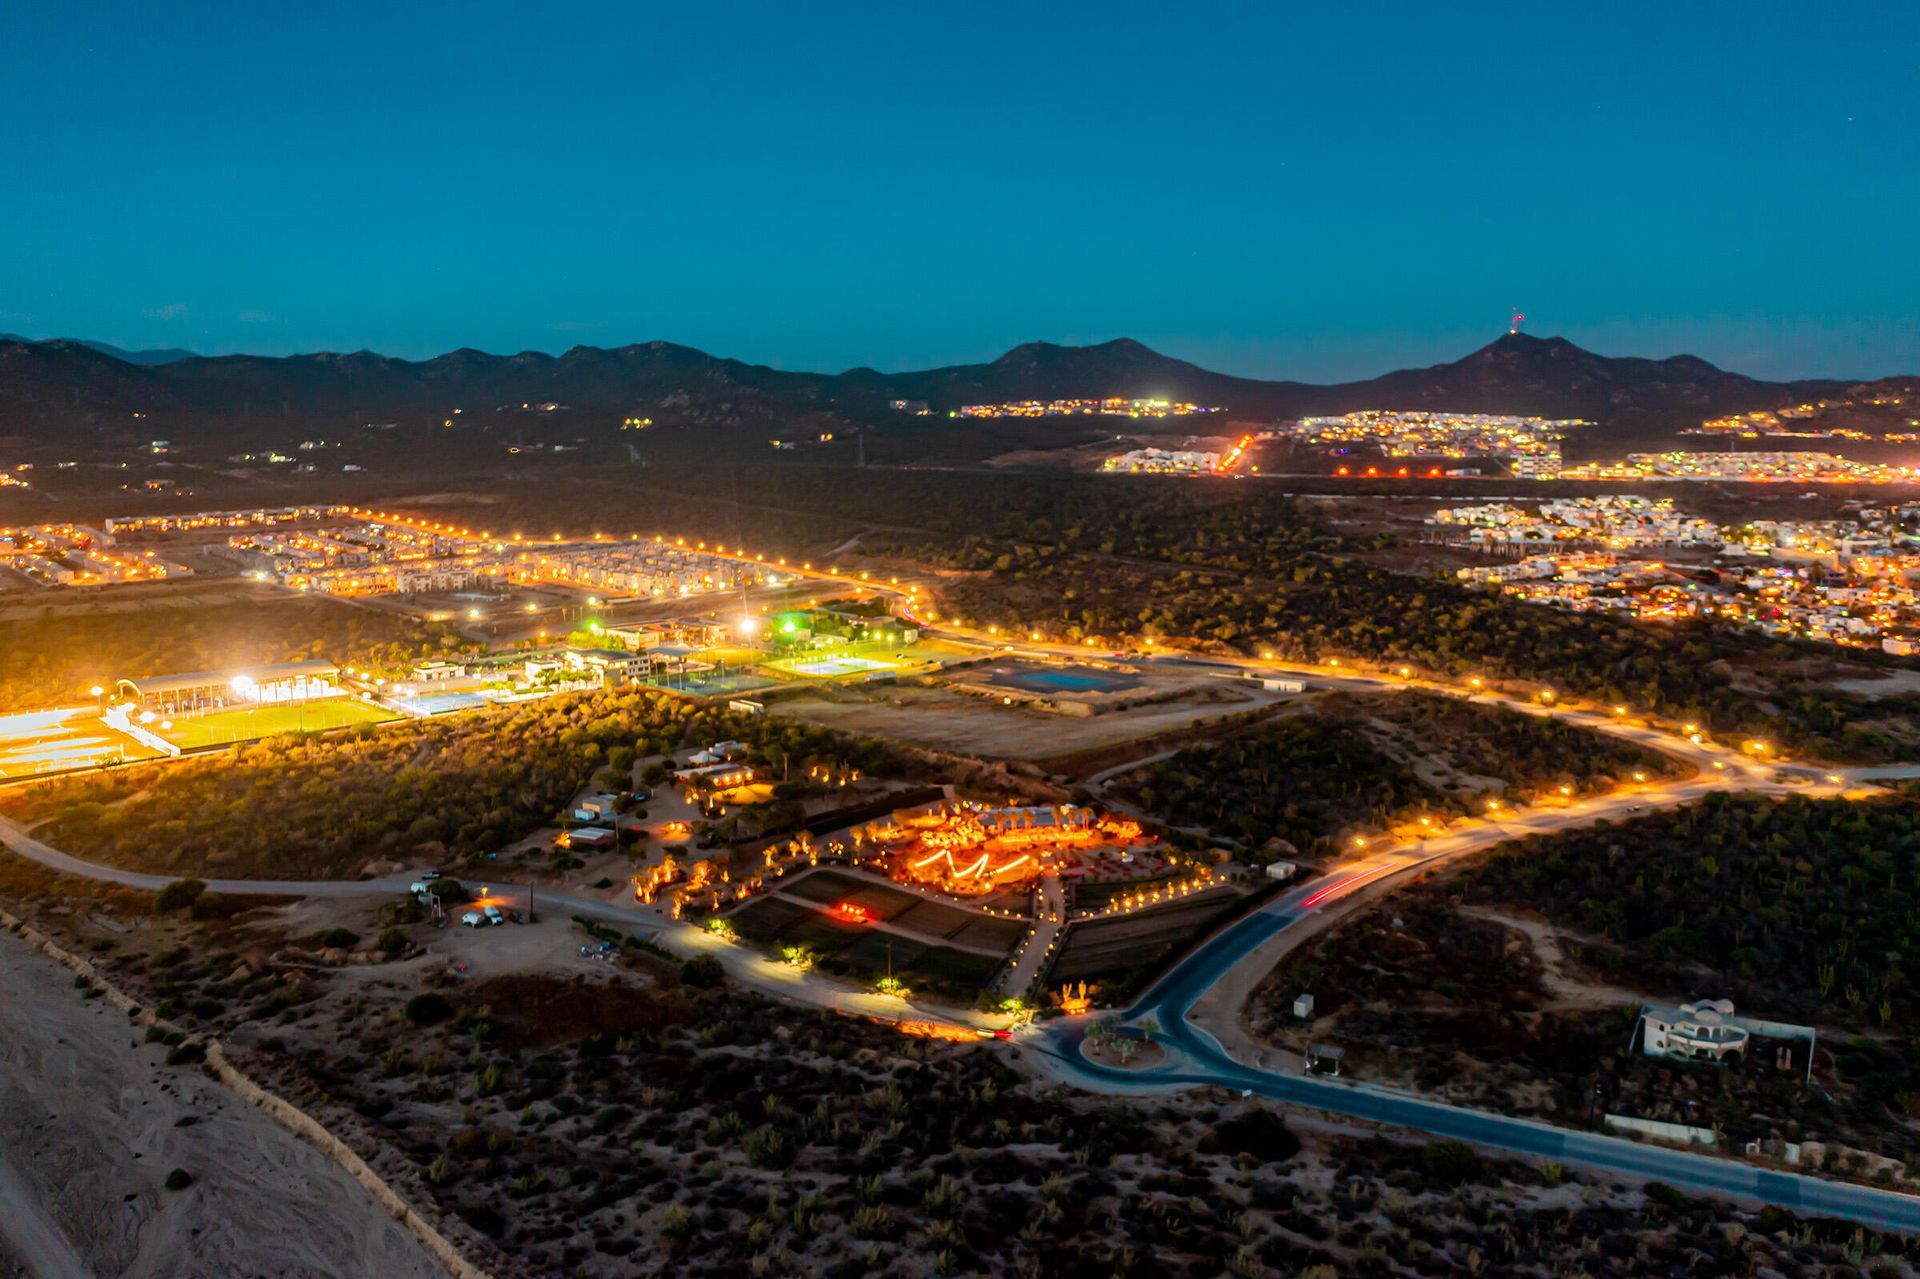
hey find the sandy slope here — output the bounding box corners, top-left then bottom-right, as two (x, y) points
(0, 932), (446, 1279)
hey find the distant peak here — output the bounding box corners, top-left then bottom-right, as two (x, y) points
(1488, 331), (1573, 351)
(992, 337), (1165, 366)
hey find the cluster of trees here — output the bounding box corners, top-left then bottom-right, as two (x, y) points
(0, 595), (469, 711)
(1117, 695), (1668, 853)
(1116, 717), (1440, 854)
(1461, 793), (1920, 1031)
(30, 686), (911, 878)
(1340, 691), (1679, 795)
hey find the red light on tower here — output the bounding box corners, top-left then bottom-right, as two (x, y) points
(1509, 309), (1525, 335)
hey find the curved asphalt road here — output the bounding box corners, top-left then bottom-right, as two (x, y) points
(1041, 899), (1920, 1232)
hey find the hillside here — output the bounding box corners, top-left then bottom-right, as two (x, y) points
(0, 331), (1900, 454)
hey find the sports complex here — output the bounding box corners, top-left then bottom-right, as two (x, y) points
(0, 660), (396, 779)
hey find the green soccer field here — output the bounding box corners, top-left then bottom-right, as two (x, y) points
(157, 698), (395, 749)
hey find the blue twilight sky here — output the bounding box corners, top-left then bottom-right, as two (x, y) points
(2, 1), (1916, 381)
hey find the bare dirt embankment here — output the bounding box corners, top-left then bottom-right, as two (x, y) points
(0, 929), (445, 1279)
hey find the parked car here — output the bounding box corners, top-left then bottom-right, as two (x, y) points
(483, 906), (505, 926)
(461, 910), (489, 928)
(418, 870), (443, 881)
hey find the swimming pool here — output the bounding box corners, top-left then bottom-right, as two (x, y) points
(987, 664), (1140, 694)
(1004, 670), (1112, 691)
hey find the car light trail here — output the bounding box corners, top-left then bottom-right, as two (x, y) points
(1302, 862), (1399, 909)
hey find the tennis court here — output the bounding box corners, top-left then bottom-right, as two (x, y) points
(767, 654), (901, 679)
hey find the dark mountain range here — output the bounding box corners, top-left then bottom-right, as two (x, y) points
(0, 335), (198, 365)
(0, 331), (1899, 453)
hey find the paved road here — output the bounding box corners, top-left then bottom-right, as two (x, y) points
(1038, 897), (1920, 1232)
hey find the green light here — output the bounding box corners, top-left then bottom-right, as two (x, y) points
(780, 620), (796, 634)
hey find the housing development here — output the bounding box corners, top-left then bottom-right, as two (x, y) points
(1434, 496), (1920, 649)
(954, 396), (1222, 419)
(1275, 409), (1583, 475)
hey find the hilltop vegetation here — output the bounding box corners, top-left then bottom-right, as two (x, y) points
(1116, 716), (1433, 855)
(0, 593), (469, 712)
(1460, 792), (1920, 1032)
(1112, 691), (1679, 856)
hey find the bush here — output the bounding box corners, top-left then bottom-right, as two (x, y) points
(154, 878), (207, 912)
(1416, 1139), (1485, 1188)
(679, 955), (725, 989)
(317, 927), (358, 949)
(376, 926), (409, 955)
(188, 892), (232, 921)
(1643, 1181), (1692, 1211)
(427, 878), (468, 904)
(164, 1168), (193, 1191)
(406, 992), (456, 1025)
(1205, 1109), (1300, 1161)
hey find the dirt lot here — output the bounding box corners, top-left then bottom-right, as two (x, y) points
(776, 679), (1282, 763)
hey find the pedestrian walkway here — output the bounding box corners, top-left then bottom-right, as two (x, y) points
(995, 872), (1064, 997)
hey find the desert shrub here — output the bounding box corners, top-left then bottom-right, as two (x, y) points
(154, 878), (207, 912)
(1205, 1109), (1300, 1162)
(406, 992), (456, 1025)
(1415, 1139), (1484, 1187)
(188, 892), (231, 920)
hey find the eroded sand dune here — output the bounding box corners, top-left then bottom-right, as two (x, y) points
(0, 933), (445, 1279)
